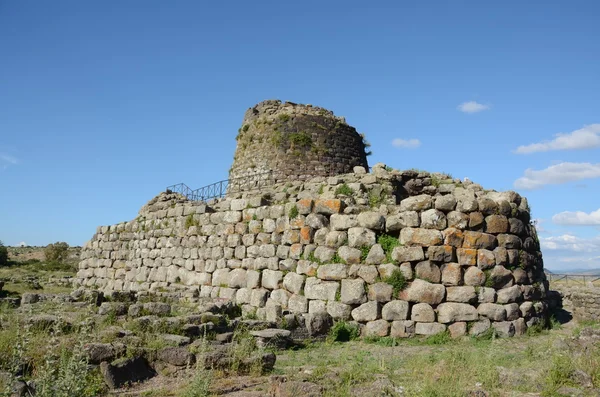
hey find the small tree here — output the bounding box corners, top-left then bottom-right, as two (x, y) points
(0, 241), (8, 267)
(44, 242), (69, 263)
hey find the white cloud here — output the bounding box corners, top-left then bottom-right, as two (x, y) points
(457, 101), (490, 113)
(0, 153), (18, 165)
(514, 124), (600, 154)
(553, 208), (600, 226)
(532, 218), (547, 233)
(392, 138), (421, 149)
(540, 234), (600, 253)
(514, 162), (600, 190)
(18, 241), (27, 247)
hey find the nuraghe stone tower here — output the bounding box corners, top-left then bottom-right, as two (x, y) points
(76, 100), (551, 339)
(229, 100), (369, 184)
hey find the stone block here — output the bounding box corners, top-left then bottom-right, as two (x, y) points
(411, 303), (435, 322)
(436, 302), (478, 323)
(400, 228), (443, 247)
(415, 261), (441, 283)
(415, 322), (446, 336)
(428, 245), (454, 262)
(485, 215), (509, 234)
(421, 209), (447, 230)
(357, 212), (385, 230)
(492, 321), (515, 338)
(326, 301), (352, 320)
(441, 263), (462, 286)
(365, 244), (386, 265)
(392, 246), (424, 263)
(390, 320), (415, 338)
(496, 285), (522, 304)
(448, 322), (467, 338)
(317, 263), (348, 281)
(314, 199), (342, 215)
(341, 278), (367, 305)
(262, 269), (283, 290)
(348, 227), (376, 248)
(351, 301), (379, 322)
(363, 319), (390, 337)
(398, 279), (446, 305)
(382, 300), (409, 321)
(399, 195), (433, 212)
(457, 248), (477, 266)
(477, 303), (506, 321)
(283, 272), (305, 294)
(330, 214), (358, 231)
(367, 282), (393, 302)
(445, 286), (477, 303)
(304, 277), (339, 301)
(463, 232), (497, 250)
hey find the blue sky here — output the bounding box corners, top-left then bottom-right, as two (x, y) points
(0, 1), (599, 271)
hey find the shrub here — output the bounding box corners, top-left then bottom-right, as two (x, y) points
(44, 242), (69, 263)
(0, 241), (7, 267)
(384, 269), (407, 295)
(328, 321), (360, 342)
(278, 113), (290, 122)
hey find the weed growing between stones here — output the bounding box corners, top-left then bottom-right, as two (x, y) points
(383, 269), (407, 295)
(335, 183), (354, 197)
(377, 234), (400, 262)
(288, 205), (299, 219)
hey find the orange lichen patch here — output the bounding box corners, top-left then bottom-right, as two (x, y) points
(462, 231), (497, 250)
(297, 199), (314, 214)
(314, 199), (342, 215)
(290, 243), (303, 258)
(443, 228), (464, 248)
(290, 216), (305, 229)
(300, 226), (313, 244)
(457, 248), (477, 266)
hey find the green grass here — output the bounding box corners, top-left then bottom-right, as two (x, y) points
(383, 269), (407, 295)
(377, 234), (400, 262)
(288, 205), (299, 219)
(335, 183), (354, 196)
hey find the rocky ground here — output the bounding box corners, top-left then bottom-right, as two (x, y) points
(0, 264), (599, 397)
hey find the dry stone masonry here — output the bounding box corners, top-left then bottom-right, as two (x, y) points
(77, 161), (549, 338)
(228, 100), (369, 186)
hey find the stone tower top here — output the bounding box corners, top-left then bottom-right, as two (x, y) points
(228, 100), (369, 187)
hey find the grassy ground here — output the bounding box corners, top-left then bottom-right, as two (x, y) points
(1, 260), (598, 396)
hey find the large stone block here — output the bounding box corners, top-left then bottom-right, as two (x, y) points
(367, 282), (393, 302)
(400, 228), (443, 247)
(398, 279), (445, 305)
(357, 212), (385, 230)
(477, 303), (506, 321)
(421, 209), (447, 230)
(441, 263), (462, 286)
(304, 277), (339, 301)
(262, 269), (283, 290)
(392, 246), (424, 263)
(400, 195), (433, 212)
(341, 278), (367, 305)
(411, 303), (435, 322)
(283, 272), (305, 294)
(363, 319), (390, 337)
(348, 227), (376, 248)
(330, 214), (358, 231)
(351, 301), (379, 322)
(463, 232), (497, 250)
(445, 286), (477, 303)
(382, 300), (410, 321)
(414, 261), (441, 283)
(436, 302), (478, 323)
(317, 263), (348, 281)
(415, 322), (446, 336)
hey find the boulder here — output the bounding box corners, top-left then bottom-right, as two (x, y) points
(100, 357), (156, 389)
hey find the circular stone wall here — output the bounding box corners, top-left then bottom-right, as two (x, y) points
(229, 100), (369, 187)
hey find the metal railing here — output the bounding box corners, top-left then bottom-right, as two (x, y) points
(547, 273), (600, 287)
(166, 171), (275, 202)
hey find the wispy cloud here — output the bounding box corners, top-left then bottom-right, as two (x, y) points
(0, 153), (18, 165)
(540, 233), (600, 253)
(553, 208), (600, 226)
(457, 101), (490, 114)
(392, 138), (421, 149)
(514, 124), (600, 154)
(514, 162), (600, 190)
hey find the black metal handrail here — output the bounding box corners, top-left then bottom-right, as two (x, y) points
(166, 171), (275, 202)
